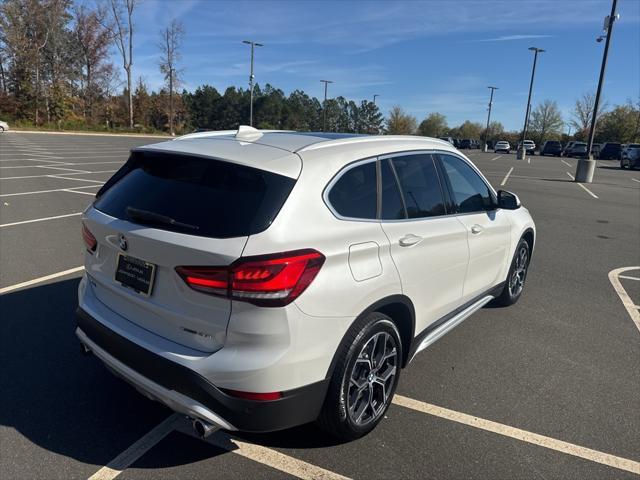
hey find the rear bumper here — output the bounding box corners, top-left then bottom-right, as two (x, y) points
(76, 308), (329, 432)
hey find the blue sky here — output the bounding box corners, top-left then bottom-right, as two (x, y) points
(96, 0), (639, 131)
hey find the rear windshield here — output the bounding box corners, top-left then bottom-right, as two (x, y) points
(94, 151), (296, 238)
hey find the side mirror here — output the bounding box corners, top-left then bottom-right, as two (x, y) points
(497, 190), (521, 210)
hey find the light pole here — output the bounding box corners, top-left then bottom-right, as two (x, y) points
(242, 40), (263, 127)
(517, 47), (545, 161)
(321, 79), (333, 132)
(373, 94), (379, 105)
(575, 0), (618, 183)
(483, 86), (498, 152)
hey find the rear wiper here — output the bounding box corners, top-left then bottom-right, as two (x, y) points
(125, 207), (199, 231)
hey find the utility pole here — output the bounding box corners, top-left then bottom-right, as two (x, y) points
(517, 47), (545, 161)
(243, 40), (263, 127)
(321, 79), (333, 132)
(576, 0), (618, 183)
(483, 86), (498, 152)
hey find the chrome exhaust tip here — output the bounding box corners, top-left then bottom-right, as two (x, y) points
(192, 418), (217, 438)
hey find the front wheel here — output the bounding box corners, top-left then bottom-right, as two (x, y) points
(492, 238), (530, 307)
(316, 313), (401, 440)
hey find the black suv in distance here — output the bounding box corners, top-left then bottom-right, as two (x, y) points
(459, 139), (472, 149)
(540, 140), (562, 156)
(598, 142), (622, 160)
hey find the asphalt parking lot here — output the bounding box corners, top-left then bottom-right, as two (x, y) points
(1, 132), (639, 480)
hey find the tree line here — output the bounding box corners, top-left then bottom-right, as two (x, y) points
(1, 0), (638, 143)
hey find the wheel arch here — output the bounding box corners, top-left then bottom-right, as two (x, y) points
(324, 295), (416, 380)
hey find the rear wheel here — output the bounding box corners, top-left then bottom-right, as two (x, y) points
(492, 238), (530, 307)
(317, 312), (401, 440)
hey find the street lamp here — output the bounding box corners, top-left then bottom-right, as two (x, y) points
(242, 40), (263, 127)
(320, 79), (333, 132)
(575, 0), (619, 183)
(483, 86), (498, 152)
(517, 47), (545, 161)
(373, 94), (379, 105)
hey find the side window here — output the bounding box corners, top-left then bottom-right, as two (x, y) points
(328, 161), (377, 219)
(439, 154), (493, 214)
(389, 154), (446, 219)
(380, 159), (406, 220)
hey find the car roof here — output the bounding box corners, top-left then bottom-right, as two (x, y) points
(134, 127), (455, 178)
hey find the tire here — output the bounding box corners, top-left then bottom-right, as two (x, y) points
(0, 127), (4, 132)
(316, 312), (402, 441)
(492, 238), (530, 307)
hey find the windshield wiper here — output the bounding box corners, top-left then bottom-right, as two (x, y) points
(125, 207), (199, 231)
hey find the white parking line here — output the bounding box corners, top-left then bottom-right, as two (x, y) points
(0, 212), (82, 228)
(0, 184), (102, 197)
(34, 165), (92, 173)
(608, 267), (640, 333)
(631, 178), (640, 184)
(490, 155), (502, 161)
(0, 161), (123, 169)
(1, 170), (114, 180)
(48, 175), (106, 183)
(619, 275), (640, 281)
(0, 266), (84, 294)
(561, 159), (572, 167)
(88, 414), (183, 480)
(393, 395), (640, 475)
(500, 167), (514, 186)
(565, 172), (599, 198)
(90, 415), (350, 480)
(62, 189), (97, 196)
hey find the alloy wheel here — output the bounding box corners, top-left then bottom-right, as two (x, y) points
(347, 331), (398, 427)
(509, 245), (528, 297)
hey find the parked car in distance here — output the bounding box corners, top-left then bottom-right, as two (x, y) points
(621, 143), (640, 169)
(76, 127), (535, 441)
(438, 136), (455, 146)
(518, 140), (536, 154)
(494, 141), (511, 153)
(459, 139), (472, 149)
(569, 142), (588, 158)
(540, 140), (562, 156)
(562, 141), (576, 157)
(0, 120), (9, 132)
(598, 142), (622, 160)
(591, 143), (601, 158)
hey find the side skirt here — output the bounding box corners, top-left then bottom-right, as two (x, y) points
(407, 283), (504, 364)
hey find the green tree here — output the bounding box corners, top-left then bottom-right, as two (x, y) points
(417, 112), (447, 137)
(529, 100), (564, 145)
(451, 120), (483, 139)
(596, 102), (640, 143)
(386, 106), (416, 135)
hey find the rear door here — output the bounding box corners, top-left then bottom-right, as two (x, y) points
(379, 153), (468, 333)
(436, 153), (511, 301)
(83, 150), (297, 352)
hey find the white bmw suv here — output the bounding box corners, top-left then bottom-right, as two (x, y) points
(77, 128), (535, 440)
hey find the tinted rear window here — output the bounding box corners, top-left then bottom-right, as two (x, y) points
(94, 152), (295, 238)
(327, 161), (377, 219)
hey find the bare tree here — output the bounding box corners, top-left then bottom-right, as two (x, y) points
(159, 20), (184, 135)
(74, 6), (112, 122)
(571, 92), (608, 139)
(529, 100), (564, 145)
(104, 0), (136, 128)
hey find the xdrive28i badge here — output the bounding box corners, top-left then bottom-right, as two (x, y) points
(118, 234), (128, 251)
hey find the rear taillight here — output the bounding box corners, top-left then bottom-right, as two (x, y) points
(82, 222), (97, 253)
(176, 249), (325, 307)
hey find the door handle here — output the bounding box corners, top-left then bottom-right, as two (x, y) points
(470, 224), (484, 235)
(399, 234), (423, 247)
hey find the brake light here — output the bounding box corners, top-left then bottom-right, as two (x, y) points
(176, 249), (325, 307)
(82, 222), (97, 253)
